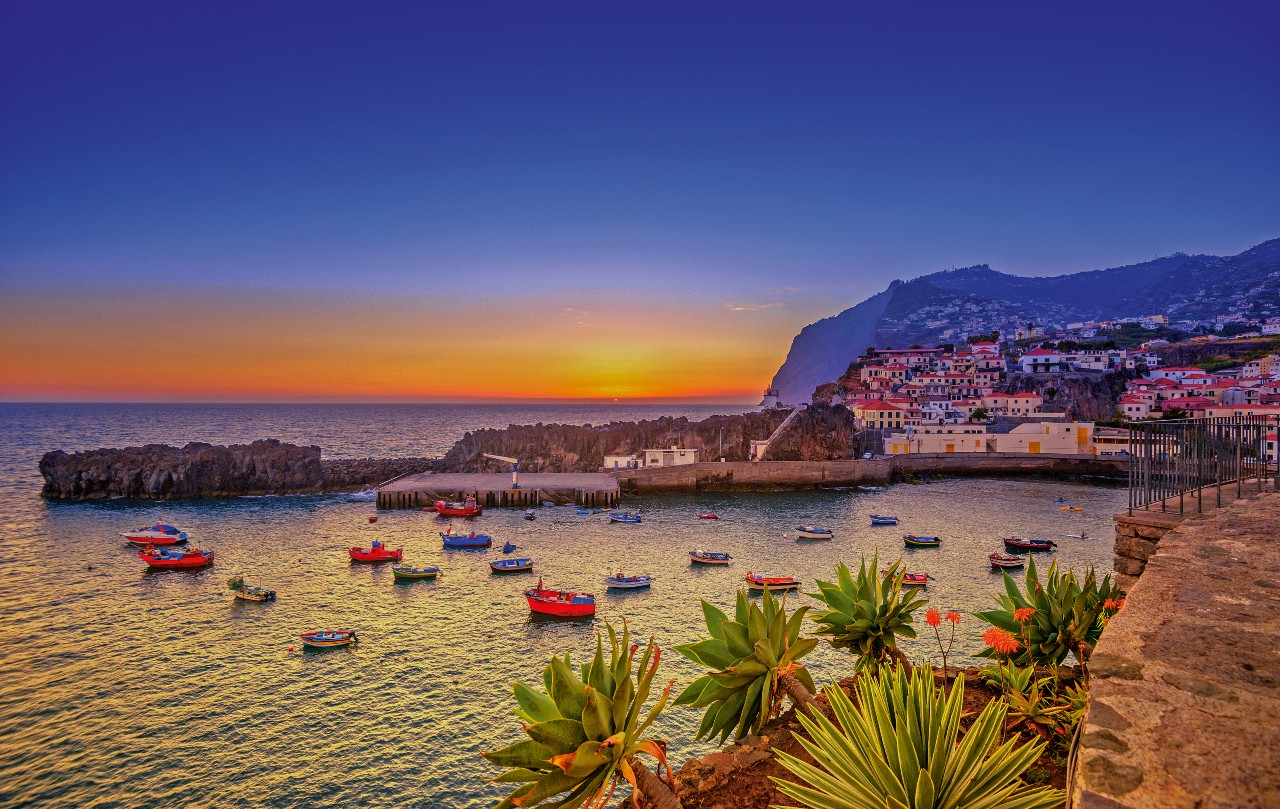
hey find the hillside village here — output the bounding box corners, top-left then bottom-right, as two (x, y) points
(762, 314), (1280, 464)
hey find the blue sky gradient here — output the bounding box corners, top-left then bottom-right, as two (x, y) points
(1, 1), (1277, 400)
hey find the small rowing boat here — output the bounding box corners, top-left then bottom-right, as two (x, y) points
(139, 546), (214, 570)
(123, 523), (189, 546)
(903, 535), (941, 548)
(793, 526), (834, 540)
(989, 552), (1025, 569)
(491, 557), (534, 573)
(392, 566), (440, 581)
(608, 512), (642, 524)
(698, 513), (719, 520)
(441, 530), (492, 548)
(526, 577), (595, 617)
(605, 573), (653, 589)
(228, 574), (275, 601)
(883, 569), (930, 587)
(502, 541), (518, 553)
(349, 541), (403, 562)
(870, 515), (899, 526)
(1003, 536), (1057, 552)
(744, 572), (801, 592)
(1059, 505), (1083, 511)
(524, 509), (536, 520)
(300, 629), (356, 649)
(689, 550), (732, 565)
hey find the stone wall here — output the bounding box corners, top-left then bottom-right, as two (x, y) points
(1075, 490), (1280, 808)
(616, 454), (1125, 493)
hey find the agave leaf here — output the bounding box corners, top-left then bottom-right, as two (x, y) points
(701, 599), (730, 640)
(514, 682), (561, 724)
(510, 769), (587, 807)
(492, 768), (544, 783)
(581, 687), (614, 741)
(526, 718), (588, 753)
(720, 620), (753, 659)
(483, 738), (560, 770)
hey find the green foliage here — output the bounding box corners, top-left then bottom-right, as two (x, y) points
(969, 407), (989, 422)
(674, 588), (818, 744)
(772, 665), (1064, 809)
(979, 664), (1088, 738)
(1004, 678), (1070, 739)
(808, 554), (928, 672)
(976, 558), (1119, 670)
(483, 621), (674, 808)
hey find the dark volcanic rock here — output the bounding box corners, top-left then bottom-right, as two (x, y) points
(39, 439), (435, 500)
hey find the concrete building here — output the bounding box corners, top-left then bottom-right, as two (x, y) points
(643, 447), (700, 467)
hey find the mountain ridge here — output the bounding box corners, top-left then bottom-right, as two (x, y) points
(768, 238), (1280, 403)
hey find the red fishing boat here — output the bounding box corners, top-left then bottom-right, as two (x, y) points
(138, 545), (214, 570)
(882, 569), (931, 587)
(433, 495), (483, 518)
(525, 577), (596, 617)
(698, 513), (719, 520)
(349, 540), (403, 563)
(122, 523), (189, 546)
(743, 572), (801, 592)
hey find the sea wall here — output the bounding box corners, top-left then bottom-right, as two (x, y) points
(1075, 490), (1280, 808)
(39, 440), (433, 499)
(616, 453), (1125, 492)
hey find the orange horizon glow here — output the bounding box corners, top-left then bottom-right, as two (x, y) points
(0, 284), (812, 404)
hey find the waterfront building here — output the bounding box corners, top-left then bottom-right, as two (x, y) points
(642, 447), (700, 467)
(853, 400), (906, 430)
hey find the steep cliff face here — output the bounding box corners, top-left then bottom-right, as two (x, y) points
(39, 439), (434, 499)
(1000, 371), (1130, 421)
(755, 405), (858, 460)
(437, 408), (855, 472)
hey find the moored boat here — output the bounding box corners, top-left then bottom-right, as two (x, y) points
(882, 569), (930, 586)
(608, 512), (642, 523)
(989, 552), (1025, 569)
(434, 495), (483, 517)
(744, 572), (801, 592)
(525, 577), (595, 617)
(349, 541), (403, 562)
(903, 534), (942, 548)
(300, 629), (357, 649)
(1059, 505), (1083, 511)
(793, 525), (834, 540)
(689, 550), (732, 565)
(523, 509), (536, 520)
(604, 572), (652, 589)
(870, 515), (899, 526)
(228, 574), (275, 601)
(392, 566), (440, 580)
(491, 557), (534, 573)
(698, 513), (719, 520)
(1003, 536), (1057, 552)
(139, 546), (214, 570)
(123, 523), (189, 546)
(502, 541), (518, 554)
(441, 530), (492, 548)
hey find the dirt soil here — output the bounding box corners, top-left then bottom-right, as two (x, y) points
(625, 667), (1073, 809)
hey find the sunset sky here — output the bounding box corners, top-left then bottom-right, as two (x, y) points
(2, 2), (1277, 402)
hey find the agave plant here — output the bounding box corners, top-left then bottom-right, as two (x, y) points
(772, 665), (1064, 809)
(976, 557), (1119, 675)
(808, 554), (928, 672)
(674, 588), (819, 744)
(483, 621), (681, 809)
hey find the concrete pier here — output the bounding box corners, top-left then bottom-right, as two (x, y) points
(376, 472), (620, 509)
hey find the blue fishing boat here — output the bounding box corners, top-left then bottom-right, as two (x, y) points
(870, 515), (899, 526)
(576, 508), (591, 515)
(903, 534), (942, 548)
(608, 512), (642, 524)
(689, 550), (732, 565)
(502, 541), (518, 554)
(441, 531), (492, 548)
(524, 509), (536, 520)
(605, 572), (652, 589)
(491, 557), (534, 573)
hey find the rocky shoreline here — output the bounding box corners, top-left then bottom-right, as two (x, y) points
(39, 439), (435, 500)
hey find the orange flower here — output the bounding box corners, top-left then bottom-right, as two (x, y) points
(982, 626), (1021, 655)
(945, 611), (962, 625)
(1014, 607), (1037, 624)
(925, 608), (941, 627)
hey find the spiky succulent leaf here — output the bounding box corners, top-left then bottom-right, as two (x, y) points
(771, 665), (1064, 809)
(976, 558), (1119, 668)
(808, 554), (927, 672)
(675, 587), (816, 745)
(484, 622), (672, 807)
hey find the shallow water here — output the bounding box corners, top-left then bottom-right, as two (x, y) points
(0, 404), (1124, 807)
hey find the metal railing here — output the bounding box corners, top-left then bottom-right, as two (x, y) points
(1128, 415), (1278, 515)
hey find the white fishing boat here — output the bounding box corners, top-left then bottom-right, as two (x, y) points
(793, 525), (834, 540)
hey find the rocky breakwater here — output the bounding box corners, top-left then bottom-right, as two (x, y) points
(39, 439), (435, 499)
(437, 405), (858, 473)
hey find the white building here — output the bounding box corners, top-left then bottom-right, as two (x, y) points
(644, 447), (700, 467)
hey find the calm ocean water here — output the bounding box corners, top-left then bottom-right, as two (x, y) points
(0, 403), (1125, 808)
